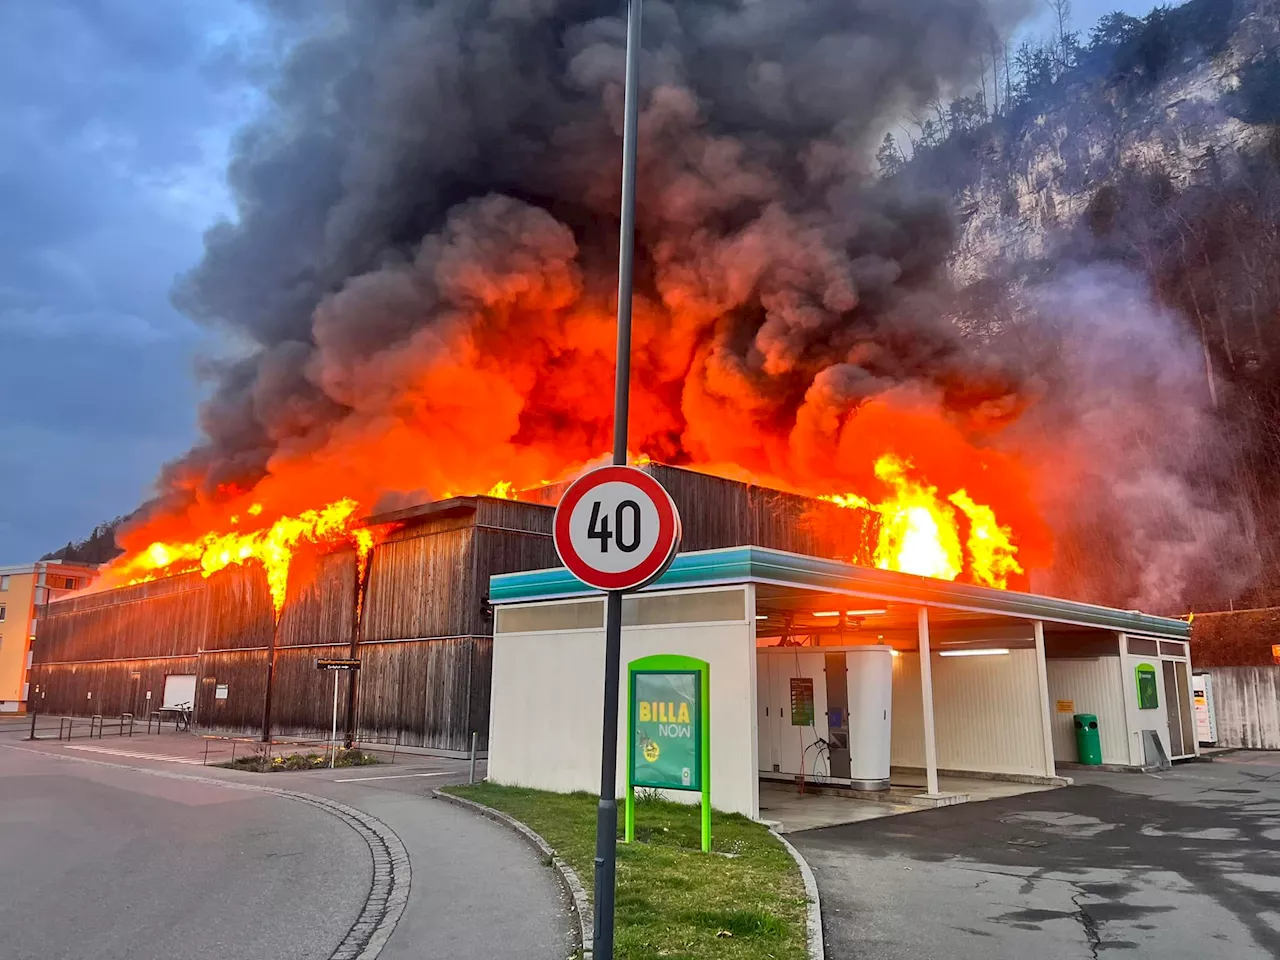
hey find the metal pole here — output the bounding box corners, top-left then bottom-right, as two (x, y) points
(469, 731), (479, 785)
(331, 669), (340, 769)
(593, 0), (642, 956)
(27, 710), (36, 741)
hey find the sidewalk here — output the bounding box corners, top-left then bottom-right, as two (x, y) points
(13, 735), (574, 960)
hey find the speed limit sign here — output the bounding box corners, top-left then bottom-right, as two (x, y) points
(554, 466), (682, 591)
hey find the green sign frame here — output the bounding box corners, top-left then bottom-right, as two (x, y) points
(625, 654), (711, 853)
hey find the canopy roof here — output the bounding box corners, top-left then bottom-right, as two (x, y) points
(489, 545), (1190, 640)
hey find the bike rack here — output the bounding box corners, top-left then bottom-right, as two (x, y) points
(119, 713), (134, 737)
(59, 717), (73, 740)
(90, 715), (104, 739)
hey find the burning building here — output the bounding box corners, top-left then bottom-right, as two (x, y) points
(32, 463), (1023, 749)
(29, 0), (1244, 758)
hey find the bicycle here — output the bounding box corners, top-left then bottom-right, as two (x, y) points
(174, 702), (192, 732)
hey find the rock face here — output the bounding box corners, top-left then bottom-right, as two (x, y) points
(937, 0), (1280, 283)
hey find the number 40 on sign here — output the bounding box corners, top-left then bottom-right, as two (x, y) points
(554, 466), (682, 592)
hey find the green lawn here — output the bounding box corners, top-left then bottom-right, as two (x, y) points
(446, 784), (808, 960)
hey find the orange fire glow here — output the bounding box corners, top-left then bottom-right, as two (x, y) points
(821, 455), (1023, 589)
(99, 255), (1056, 603)
(101, 499), (374, 618)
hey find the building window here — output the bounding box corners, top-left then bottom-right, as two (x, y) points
(0, 605), (5, 622)
(63, 577), (76, 590)
(0, 575), (8, 591)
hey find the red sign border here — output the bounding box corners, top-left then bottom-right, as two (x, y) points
(554, 465), (680, 591)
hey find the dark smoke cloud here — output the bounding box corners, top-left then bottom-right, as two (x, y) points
(1002, 265), (1256, 612)
(161, 0), (1029, 508)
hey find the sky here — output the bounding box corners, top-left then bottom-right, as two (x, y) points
(0, 0), (270, 563)
(0, 0), (1176, 565)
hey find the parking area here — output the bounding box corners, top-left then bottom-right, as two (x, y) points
(792, 752), (1280, 959)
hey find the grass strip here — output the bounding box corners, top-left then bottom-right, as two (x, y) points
(447, 783), (807, 960)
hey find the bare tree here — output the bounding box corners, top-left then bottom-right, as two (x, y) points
(1048, 0), (1074, 71)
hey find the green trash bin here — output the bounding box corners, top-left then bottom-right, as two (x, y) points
(1073, 713), (1102, 765)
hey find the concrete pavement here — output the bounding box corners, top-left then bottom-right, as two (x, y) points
(2, 736), (574, 959)
(792, 751), (1280, 959)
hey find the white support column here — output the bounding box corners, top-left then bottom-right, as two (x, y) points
(917, 606), (939, 796)
(745, 583), (760, 821)
(1032, 620), (1056, 777)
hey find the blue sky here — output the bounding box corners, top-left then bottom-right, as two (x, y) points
(0, 0), (1174, 564)
(0, 0), (269, 562)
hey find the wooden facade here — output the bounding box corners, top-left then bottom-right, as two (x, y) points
(29, 465), (876, 749)
(29, 497), (559, 751)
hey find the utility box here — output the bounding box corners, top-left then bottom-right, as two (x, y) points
(757, 645), (892, 790)
(845, 646), (893, 790)
(1073, 713), (1102, 765)
(1192, 674), (1218, 745)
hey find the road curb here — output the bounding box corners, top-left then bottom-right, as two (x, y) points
(434, 788), (593, 959)
(290, 793), (411, 960)
(0, 743), (410, 960)
(770, 828), (826, 960)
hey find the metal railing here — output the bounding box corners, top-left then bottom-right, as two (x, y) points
(195, 734), (401, 769)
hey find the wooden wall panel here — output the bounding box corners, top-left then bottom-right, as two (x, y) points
(278, 550), (357, 648)
(39, 573), (203, 616)
(195, 649), (269, 733)
(361, 528), (475, 641)
(471, 526), (559, 628)
(28, 657), (199, 720)
(35, 576), (208, 664)
(202, 566), (274, 651)
(355, 638), (489, 751)
(269, 644), (353, 738)
(475, 498), (554, 534)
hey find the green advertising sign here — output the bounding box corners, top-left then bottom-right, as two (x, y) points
(1135, 662), (1159, 709)
(626, 654), (711, 852)
(632, 671), (701, 790)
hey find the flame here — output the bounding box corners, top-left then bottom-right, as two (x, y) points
(107, 499), (372, 618)
(485, 481), (515, 499)
(947, 490), (1022, 589)
(821, 454), (1020, 588)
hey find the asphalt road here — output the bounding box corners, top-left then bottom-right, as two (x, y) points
(0, 744), (370, 960)
(1, 734), (574, 960)
(793, 752), (1280, 959)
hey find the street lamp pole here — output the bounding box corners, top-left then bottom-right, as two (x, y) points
(593, 0), (643, 955)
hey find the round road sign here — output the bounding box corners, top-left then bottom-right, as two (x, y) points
(554, 465), (682, 592)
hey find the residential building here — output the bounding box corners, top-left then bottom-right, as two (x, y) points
(0, 561), (97, 713)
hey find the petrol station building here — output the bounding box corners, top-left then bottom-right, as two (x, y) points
(486, 545), (1196, 819)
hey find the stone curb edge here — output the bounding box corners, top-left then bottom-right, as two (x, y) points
(770, 829), (826, 960)
(434, 786), (826, 960)
(434, 788), (594, 960)
(0, 743), (410, 960)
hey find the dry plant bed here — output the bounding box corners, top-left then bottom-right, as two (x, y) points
(446, 783), (807, 960)
(219, 747), (380, 772)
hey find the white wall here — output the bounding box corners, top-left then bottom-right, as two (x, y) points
(1045, 658), (1128, 764)
(489, 596), (758, 817)
(1202, 667), (1280, 749)
(891, 649), (1049, 776)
